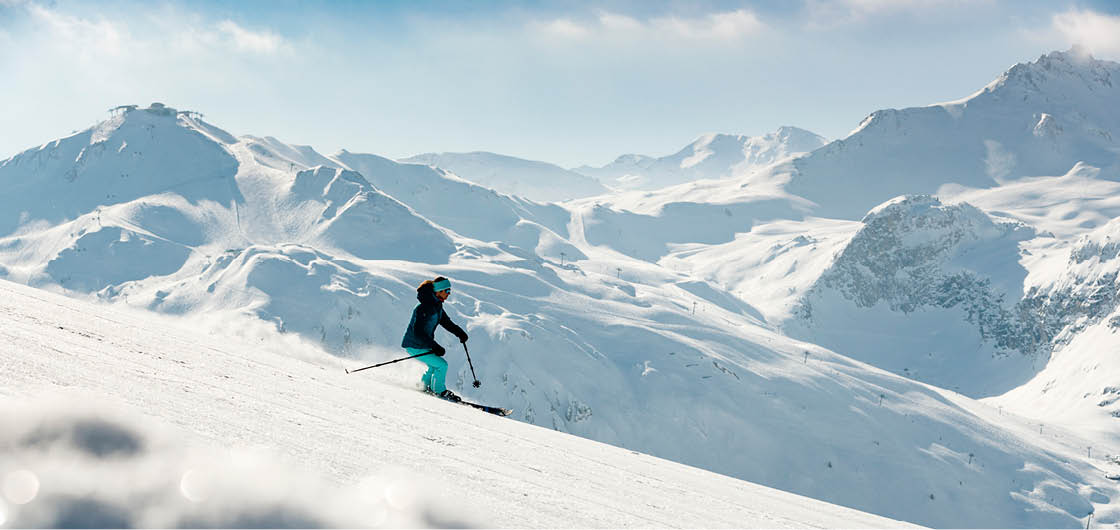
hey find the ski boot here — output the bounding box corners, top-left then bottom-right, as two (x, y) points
(436, 389), (462, 403)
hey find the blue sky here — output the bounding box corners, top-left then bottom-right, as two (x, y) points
(2, 0), (1119, 167)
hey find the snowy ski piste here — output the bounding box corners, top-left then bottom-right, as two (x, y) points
(0, 280), (904, 528)
(2, 49), (1120, 528)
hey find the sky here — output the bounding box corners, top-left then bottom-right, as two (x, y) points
(1, 0), (1119, 168)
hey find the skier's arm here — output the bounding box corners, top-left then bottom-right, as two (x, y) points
(439, 311), (469, 343)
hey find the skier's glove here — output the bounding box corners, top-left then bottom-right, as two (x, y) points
(432, 344), (446, 357)
(456, 330), (469, 344)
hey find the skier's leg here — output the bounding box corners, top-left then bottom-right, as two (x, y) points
(405, 348), (440, 392)
(415, 353), (448, 394)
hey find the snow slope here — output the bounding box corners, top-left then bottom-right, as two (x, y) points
(0, 278), (909, 528)
(399, 151), (608, 203)
(575, 126), (827, 191)
(935, 165), (1120, 434)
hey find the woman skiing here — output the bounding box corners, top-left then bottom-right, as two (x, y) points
(401, 276), (469, 402)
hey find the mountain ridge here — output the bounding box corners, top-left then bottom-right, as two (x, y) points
(574, 126), (827, 191)
(398, 151), (608, 203)
(783, 48), (1120, 220)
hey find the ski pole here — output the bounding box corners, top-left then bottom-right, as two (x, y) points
(463, 342), (481, 387)
(345, 351), (433, 374)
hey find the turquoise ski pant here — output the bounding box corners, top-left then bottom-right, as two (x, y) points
(407, 347), (447, 393)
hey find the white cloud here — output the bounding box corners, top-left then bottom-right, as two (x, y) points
(1052, 9), (1120, 58)
(17, 4), (289, 59)
(536, 9), (765, 42)
(844, 0), (981, 15)
(27, 4), (127, 57)
(217, 19), (286, 54)
(539, 17), (591, 38)
(804, 0), (988, 27)
(597, 12), (643, 32)
(653, 9), (765, 40)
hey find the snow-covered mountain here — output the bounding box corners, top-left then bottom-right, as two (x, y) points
(577, 51), (1120, 399)
(398, 151), (608, 203)
(575, 126), (827, 190)
(788, 195), (1040, 397)
(778, 48), (1120, 220)
(5, 45), (1120, 528)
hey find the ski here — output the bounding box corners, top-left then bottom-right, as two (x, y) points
(424, 390), (512, 416)
(458, 399), (513, 417)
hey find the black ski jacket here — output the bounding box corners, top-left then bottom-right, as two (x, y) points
(401, 282), (467, 350)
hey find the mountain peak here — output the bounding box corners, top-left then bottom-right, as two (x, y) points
(1038, 45), (1095, 66)
(985, 47), (1119, 101)
(98, 103), (237, 146)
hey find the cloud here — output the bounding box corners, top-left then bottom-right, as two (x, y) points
(540, 17), (591, 39)
(14, 4), (290, 59)
(804, 0), (989, 27)
(652, 10), (765, 40)
(217, 19), (286, 54)
(535, 9), (766, 42)
(597, 12), (643, 32)
(26, 4), (127, 57)
(1052, 9), (1120, 58)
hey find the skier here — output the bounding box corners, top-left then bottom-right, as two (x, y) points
(401, 276), (469, 402)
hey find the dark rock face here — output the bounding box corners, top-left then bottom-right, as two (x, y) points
(800, 195), (1120, 363)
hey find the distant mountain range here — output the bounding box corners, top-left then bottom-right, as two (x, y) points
(398, 151), (608, 203)
(574, 126), (828, 191)
(399, 126), (828, 202)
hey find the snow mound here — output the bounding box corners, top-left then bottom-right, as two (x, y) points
(168, 244), (411, 355)
(285, 166), (456, 263)
(45, 226), (192, 292)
